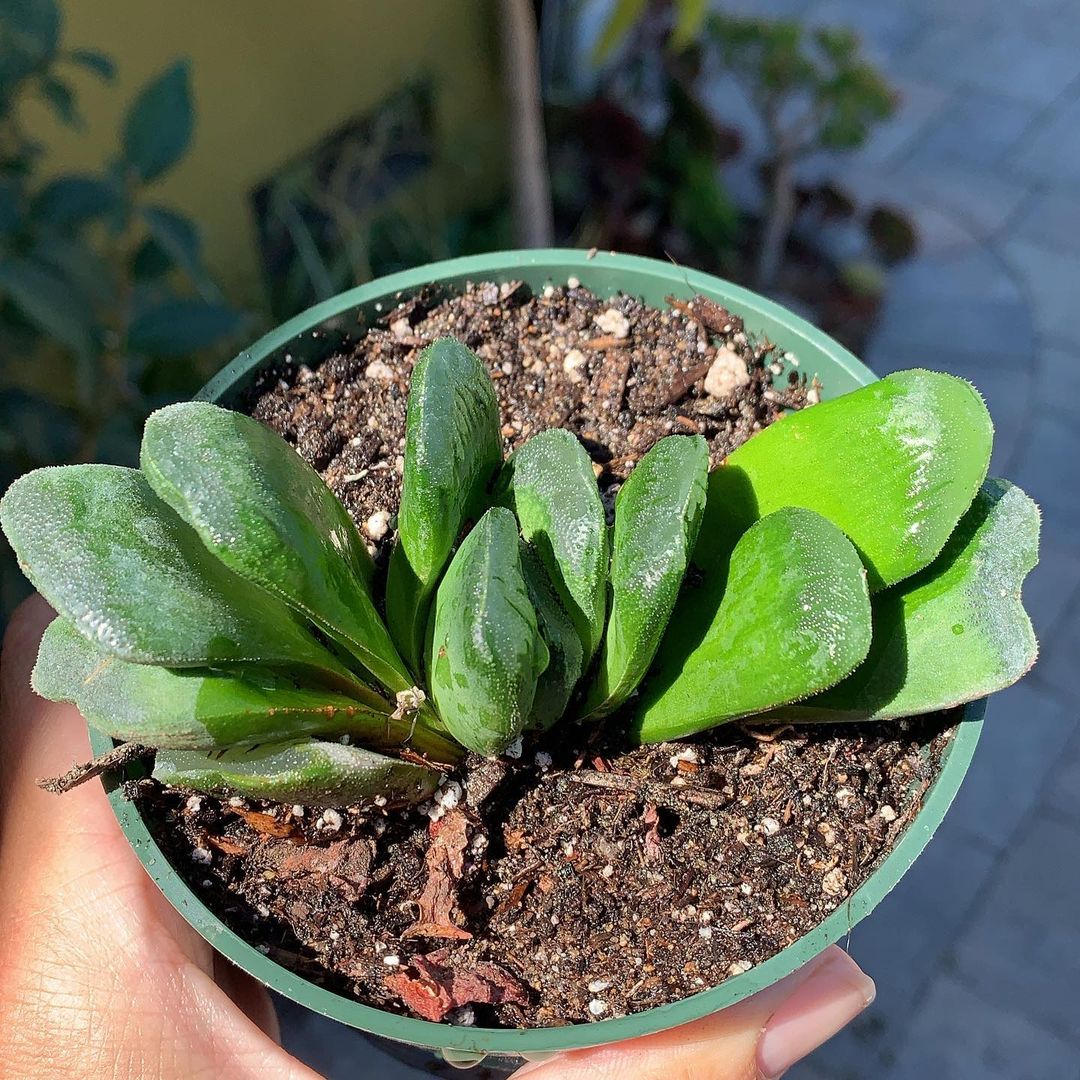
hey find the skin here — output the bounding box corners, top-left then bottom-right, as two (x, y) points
(0, 596), (872, 1079)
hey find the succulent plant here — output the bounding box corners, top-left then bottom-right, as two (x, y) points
(0, 334), (1040, 807)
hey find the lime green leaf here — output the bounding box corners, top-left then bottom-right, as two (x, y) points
(153, 740), (441, 808)
(66, 47), (115, 81)
(635, 507), (872, 743)
(520, 542), (584, 730)
(593, 0), (648, 62)
(429, 508), (548, 756)
(140, 402), (413, 695)
(386, 337), (501, 673)
(122, 60), (193, 182)
(497, 428), (608, 661)
(671, 0), (709, 50)
(699, 370), (992, 592)
(128, 298), (240, 356)
(0, 464), (382, 704)
(582, 435), (708, 720)
(773, 479), (1039, 722)
(31, 175), (118, 228)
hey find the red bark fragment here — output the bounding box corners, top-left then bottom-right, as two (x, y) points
(404, 809), (473, 940)
(385, 953), (529, 1022)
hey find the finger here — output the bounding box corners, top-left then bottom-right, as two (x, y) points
(513, 946), (874, 1080)
(0, 596), (321, 1080)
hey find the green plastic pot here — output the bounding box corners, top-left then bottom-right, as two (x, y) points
(89, 249), (983, 1070)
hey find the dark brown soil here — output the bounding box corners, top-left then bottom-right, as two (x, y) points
(135, 279), (954, 1029)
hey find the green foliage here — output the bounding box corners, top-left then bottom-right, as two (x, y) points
(636, 506), (873, 742)
(140, 402), (412, 695)
(774, 480), (1040, 723)
(0, 4), (243, 615)
(1, 327), (1040, 805)
(497, 428), (608, 662)
(153, 741), (441, 809)
(386, 337), (502, 673)
(428, 508), (549, 756)
(33, 616), (456, 757)
(581, 434), (708, 720)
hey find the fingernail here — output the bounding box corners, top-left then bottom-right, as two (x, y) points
(757, 948), (875, 1078)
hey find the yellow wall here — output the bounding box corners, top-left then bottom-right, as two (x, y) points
(23, 1), (505, 306)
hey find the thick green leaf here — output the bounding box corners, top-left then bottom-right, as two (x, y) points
(0, 255), (95, 355)
(429, 508), (549, 756)
(153, 740), (441, 808)
(520, 542), (584, 730)
(497, 428), (608, 661)
(773, 479), (1039, 722)
(386, 337), (502, 673)
(0, 464), (383, 705)
(30, 175), (118, 228)
(33, 616), (461, 761)
(581, 435), (709, 720)
(699, 370), (993, 592)
(128, 298), (240, 356)
(635, 507), (873, 743)
(141, 402), (415, 696)
(66, 47), (115, 81)
(122, 60), (194, 182)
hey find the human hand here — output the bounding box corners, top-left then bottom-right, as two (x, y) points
(0, 596), (874, 1080)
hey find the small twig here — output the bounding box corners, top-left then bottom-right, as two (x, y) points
(565, 770), (730, 810)
(37, 742), (152, 795)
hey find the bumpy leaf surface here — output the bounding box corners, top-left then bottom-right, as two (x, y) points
(698, 369), (993, 592)
(773, 479), (1039, 722)
(33, 617), (460, 761)
(429, 508), (549, 756)
(386, 338), (502, 674)
(153, 739), (441, 807)
(141, 402), (413, 695)
(520, 542), (584, 729)
(497, 429), (608, 661)
(581, 435), (708, 720)
(0, 464), (380, 704)
(635, 507), (873, 742)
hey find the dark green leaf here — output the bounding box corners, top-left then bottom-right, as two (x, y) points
(0, 464), (383, 704)
(121, 59), (194, 182)
(128, 298), (240, 356)
(697, 370), (993, 592)
(0, 255), (95, 355)
(141, 204), (215, 295)
(38, 74), (80, 127)
(0, 177), (22, 237)
(497, 428), (608, 661)
(141, 402), (416, 696)
(31, 235), (114, 308)
(635, 507), (873, 743)
(520, 542), (584, 730)
(153, 739), (441, 807)
(31, 174), (119, 229)
(386, 337), (501, 673)
(773, 479), (1039, 722)
(65, 47), (115, 81)
(1, 0), (61, 61)
(429, 508), (549, 756)
(581, 435), (709, 720)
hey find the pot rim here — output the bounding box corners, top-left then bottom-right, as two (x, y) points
(90, 248), (984, 1057)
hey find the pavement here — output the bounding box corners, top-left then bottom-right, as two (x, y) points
(278, 2), (1080, 1075)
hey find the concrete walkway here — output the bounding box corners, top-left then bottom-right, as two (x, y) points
(277, 3), (1080, 1075)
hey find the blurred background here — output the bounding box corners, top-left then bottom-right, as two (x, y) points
(1, 1), (1076, 1077)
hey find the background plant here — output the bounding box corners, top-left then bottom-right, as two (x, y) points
(0, 0), (245, 613)
(0, 333), (1040, 808)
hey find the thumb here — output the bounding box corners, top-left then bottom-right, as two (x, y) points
(512, 946), (874, 1080)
